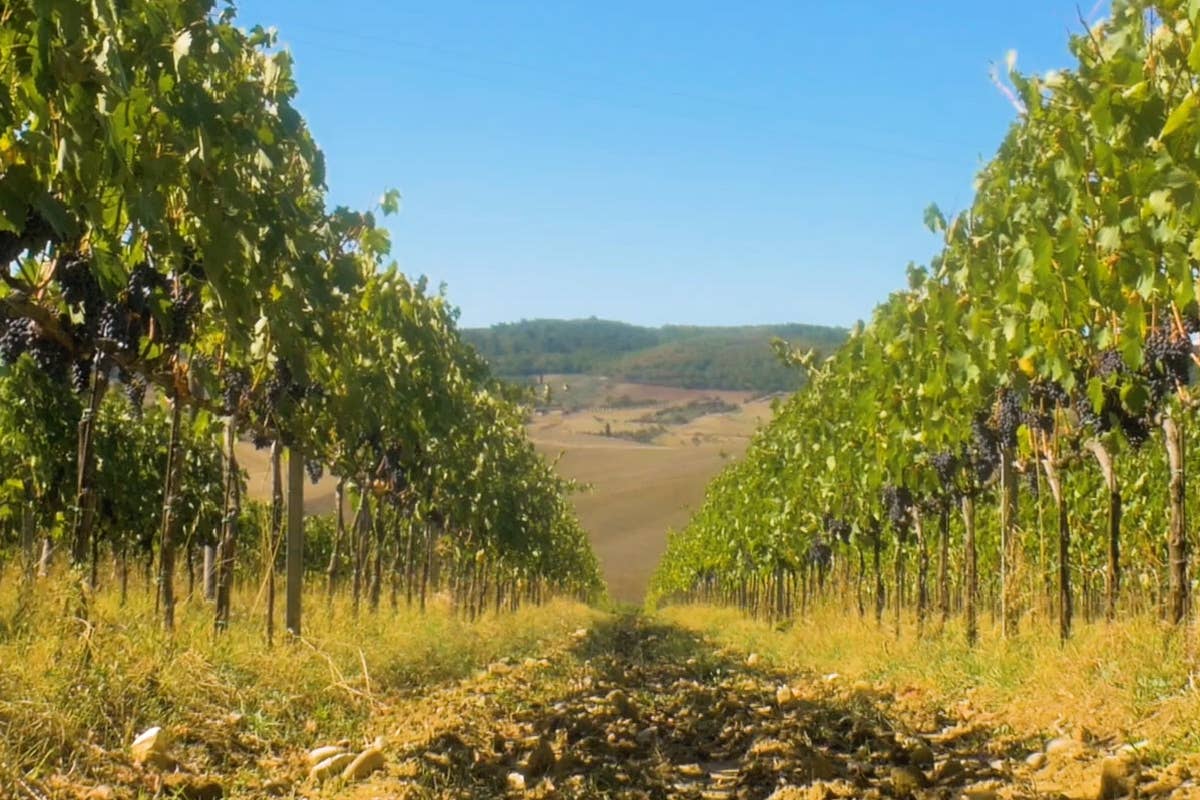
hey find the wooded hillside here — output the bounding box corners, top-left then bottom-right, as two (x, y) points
(463, 319), (847, 391)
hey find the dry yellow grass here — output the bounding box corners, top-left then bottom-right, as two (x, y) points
(662, 603), (1200, 762)
(0, 569), (599, 796)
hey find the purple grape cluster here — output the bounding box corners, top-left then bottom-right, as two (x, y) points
(71, 358), (92, 393)
(968, 415), (1000, 484)
(0, 317), (35, 364)
(822, 513), (852, 544)
(1096, 348), (1126, 378)
(1025, 380), (1068, 434)
(1142, 320), (1192, 404)
(0, 209), (58, 265)
(265, 360), (311, 407)
(96, 301), (137, 352)
(995, 389), (1021, 447)
(125, 262), (163, 313)
(55, 254), (101, 310)
(221, 367), (250, 416)
(882, 484), (913, 531)
(0, 316), (70, 380)
(807, 539), (832, 569)
(1072, 393), (1109, 434)
(165, 281), (199, 345)
(930, 451), (959, 492)
(124, 372), (146, 415)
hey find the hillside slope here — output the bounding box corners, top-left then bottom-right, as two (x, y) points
(528, 386), (773, 602)
(463, 318), (846, 392)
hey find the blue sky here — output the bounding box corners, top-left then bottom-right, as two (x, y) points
(235, 1), (1106, 329)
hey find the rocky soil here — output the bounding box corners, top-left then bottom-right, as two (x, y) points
(41, 614), (1200, 799)
(339, 614), (1198, 799)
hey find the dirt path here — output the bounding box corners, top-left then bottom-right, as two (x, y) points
(31, 609), (1196, 799)
(330, 614), (1130, 799)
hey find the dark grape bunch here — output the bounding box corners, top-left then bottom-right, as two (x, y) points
(252, 360), (324, 438)
(248, 363), (290, 429)
(1072, 393), (1110, 434)
(822, 513), (852, 544)
(100, 260), (196, 352)
(0, 209), (59, 265)
(125, 261), (166, 316)
(100, 301), (142, 352)
(930, 450), (958, 492)
(305, 460), (324, 484)
(70, 358), (92, 393)
(1120, 413), (1150, 448)
(1142, 319), (1193, 404)
(1028, 380), (1068, 407)
(55, 256), (162, 353)
(1068, 318), (1195, 449)
(1072, 383), (1150, 449)
(0, 316), (70, 380)
(267, 362), (287, 406)
(221, 368), (250, 416)
(968, 414), (1000, 484)
(0, 317), (35, 364)
(165, 279), (200, 345)
(26, 329), (69, 381)
(264, 360), (312, 408)
(93, 261), (197, 353)
(124, 372), (147, 416)
(1025, 380), (1068, 434)
(1096, 348), (1126, 378)
(994, 389), (1021, 447)
(54, 254), (102, 311)
(807, 538), (832, 570)
(882, 484), (913, 532)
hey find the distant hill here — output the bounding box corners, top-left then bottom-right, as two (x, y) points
(462, 318), (847, 392)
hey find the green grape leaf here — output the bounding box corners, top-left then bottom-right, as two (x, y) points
(1146, 190), (1174, 218)
(1189, 32), (1200, 72)
(1160, 92), (1197, 139)
(1120, 382), (1149, 417)
(1097, 226), (1121, 252)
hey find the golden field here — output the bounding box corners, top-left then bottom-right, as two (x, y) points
(241, 376), (777, 604)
